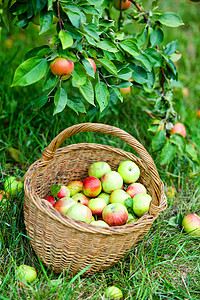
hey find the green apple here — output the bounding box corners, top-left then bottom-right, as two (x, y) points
(133, 193), (152, 217)
(118, 160), (140, 184)
(97, 192), (110, 204)
(105, 286), (123, 299)
(88, 198), (107, 215)
(88, 161), (111, 179)
(90, 220), (109, 227)
(182, 214), (200, 236)
(66, 203), (92, 223)
(16, 265), (37, 282)
(110, 189), (130, 206)
(101, 171), (123, 194)
(4, 176), (23, 195)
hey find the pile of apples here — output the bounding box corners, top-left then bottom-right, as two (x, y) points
(43, 160), (152, 227)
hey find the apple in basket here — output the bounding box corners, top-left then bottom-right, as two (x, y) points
(118, 160), (140, 183)
(88, 161), (111, 179)
(97, 192), (110, 204)
(90, 220), (109, 227)
(101, 171), (123, 194)
(126, 182), (147, 198)
(83, 177), (102, 197)
(51, 184), (70, 199)
(110, 189), (130, 206)
(102, 203), (128, 226)
(132, 193), (152, 217)
(67, 180), (83, 196)
(72, 193), (90, 206)
(66, 203), (93, 223)
(88, 198), (107, 215)
(54, 197), (77, 214)
(182, 214), (200, 236)
(44, 196), (56, 206)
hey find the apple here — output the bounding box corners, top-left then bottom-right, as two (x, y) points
(83, 177), (102, 197)
(114, 0), (131, 11)
(102, 203), (128, 226)
(97, 192), (110, 205)
(110, 189), (130, 206)
(127, 213), (138, 223)
(88, 161), (111, 179)
(101, 171), (123, 194)
(50, 58), (74, 76)
(197, 110), (200, 118)
(67, 181), (83, 196)
(90, 220), (109, 227)
(120, 86), (131, 96)
(54, 197), (76, 214)
(182, 214), (200, 236)
(66, 203), (92, 223)
(118, 160), (140, 184)
(171, 122), (186, 138)
(0, 190), (9, 201)
(105, 286), (123, 299)
(133, 193), (152, 217)
(50, 184), (70, 199)
(88, 198), (107, 215)
(86, 58), (96, 73)
(126, 183), (147, 198)
(4, 176), (23, 195)
(44, 196), (56, 206)
(72, 193), (90, 206)
(16, 265), (37, 282)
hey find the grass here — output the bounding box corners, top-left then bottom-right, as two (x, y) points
(0, 0), (200, 299)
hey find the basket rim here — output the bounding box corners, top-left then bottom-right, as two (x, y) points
(24, 142), (167, 235)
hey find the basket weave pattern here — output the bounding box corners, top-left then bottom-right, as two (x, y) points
(24, 123), (167, 275)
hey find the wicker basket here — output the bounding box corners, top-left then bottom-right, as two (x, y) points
(24, 123), (167, 275)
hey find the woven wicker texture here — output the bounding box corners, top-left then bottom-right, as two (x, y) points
(24, 123), (167, 275)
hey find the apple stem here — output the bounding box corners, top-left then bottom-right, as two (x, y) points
(118, 0), (123, 31)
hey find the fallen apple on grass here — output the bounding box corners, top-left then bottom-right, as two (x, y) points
(54, 197), (76, 214)
(118, 160), (140, 184)
(67, 180), (83, 196)
(66, 203), (93, 223)
(105, 286), (123, 299)
(88, 161), (111, 179)
(88, 198), (107, 215)
(72, 193), (90, 206)
(101, 171), (123, 194)
(102, 203), (128, 226)
(4, 176), (23, 195)
(182, 214), (200, 236)
(110, 189), (130, 206)
(83, 176), (102, 197)
(133, 193), (152, 217)
(16, 265), (37, 282)
(126, 182), (147, 198)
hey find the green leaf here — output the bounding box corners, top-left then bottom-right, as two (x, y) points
(78, 78), (94, 105)
(72, 62), (87, 86)
(150, 28), (163, 47)
(160, 141), (177, 165)
(97, 40), (118, 53)
(186, 144), (198, 162)
(82, 58), (95, 78)
(164, 40), (178, 56)
(84, 24), (100, 41)
(62, 4), (86, 23)
(53, 87), (68, 115)
(43, 71), (57, 91)
(87, 0), (104, 5)
(33, 94), (48, 109)
(110, 87), (123, 102)
(81, 5), (99, 15)
(24, 46), (50, 60)
(50, 184), (61, 197)
(151, 130), (167, 151)
(12, 58), (48, 87)
(59, 30), (73, 49)
(32, 0), (46, 14)
(117, 68), (132, 80)
(95, 82), (109, 112)
(169, 134), (186, 153)
(67, 99), (86, 114)
(97, 58), (118, 75)
(39, 10), (53, 35)
(136, 53), (152, 72)
(120, 39), (140, 57)
(66, 11), (80, 28)
(131, 65), (147, 84)
(125, 198), (133, 208)
(144, 48), (162, 67)
(158, 12), (184, 27)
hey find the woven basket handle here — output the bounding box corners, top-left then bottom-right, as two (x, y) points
(42, 123), (162, 214)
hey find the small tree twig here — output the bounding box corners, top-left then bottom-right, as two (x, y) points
(118, 0), (123, 31)
(130, 0), (149, 24)
(57, 1), (63, 30)
(157, 46), (165, 96)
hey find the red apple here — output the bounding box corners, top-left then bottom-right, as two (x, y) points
(72, 192), (90, 206)
(51, 184), (70, 199)
(67, 181), (83, 196)
(83, 177), (102, 197)
(182, 214), (200, 236)
(87, 58), (96, 73)
(126, 183), (147, 198)
(66, 203), (93, 223)
(171, 122), (186, 138)
(101, 171), (123, 194)
(54, 197), (77, 214)
(50, 57), (74, 76)
(88, 198), (107, 215)
(44, 196), (56, 206)
(114, 0), (131, 11)
(102, 203), (128, 226)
